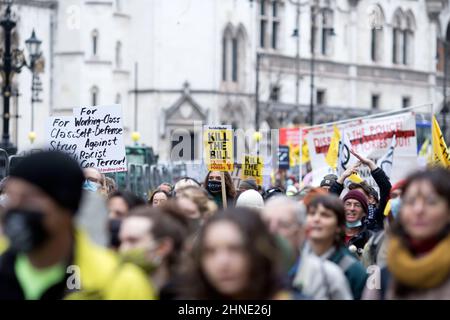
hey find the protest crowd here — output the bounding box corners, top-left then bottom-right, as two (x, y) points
(0, 108), (449, 301)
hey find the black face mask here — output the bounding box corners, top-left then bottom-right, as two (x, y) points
(207, 180), (222, 193)
(3, 209), (49, 254)
(108, 219), (122, 249)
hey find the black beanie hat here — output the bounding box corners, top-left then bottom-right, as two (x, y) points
(10, 151), (85, 215)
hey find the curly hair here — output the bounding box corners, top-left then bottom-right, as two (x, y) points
(179, 208), (283, 299)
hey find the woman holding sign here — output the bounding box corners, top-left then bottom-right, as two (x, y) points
(204, 171), (236, 209)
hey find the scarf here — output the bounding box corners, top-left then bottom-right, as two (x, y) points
(387, 234), (450, 289)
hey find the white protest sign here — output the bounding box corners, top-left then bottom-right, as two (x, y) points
(47, 105), (127, 173)
(307, 112), (418, 189)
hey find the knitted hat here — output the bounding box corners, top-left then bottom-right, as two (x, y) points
(320, 174), (338, 187)
(236, 190), (264, 210)
(10, 151), (85, 214)
(343, 190), (369, 214)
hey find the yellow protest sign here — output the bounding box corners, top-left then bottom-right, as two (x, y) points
(241, 155), (263, 186)
(204, 125), (234, 171)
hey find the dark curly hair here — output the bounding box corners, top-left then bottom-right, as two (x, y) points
(179, 208), (283, 299)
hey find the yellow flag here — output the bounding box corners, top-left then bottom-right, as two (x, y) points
(325, 125), (341, 170)
(301, 140), (310, 164)
(431, 116), (450, 168)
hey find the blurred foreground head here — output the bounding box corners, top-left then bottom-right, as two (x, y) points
(182, 208), (282, 300)
(2, 151), (84, 253)
(262, 196), (307, 253)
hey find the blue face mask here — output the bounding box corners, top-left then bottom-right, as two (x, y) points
(346, 220), (362, 229)
(390, 198), (402, 220)
(83, 180), (100, 193)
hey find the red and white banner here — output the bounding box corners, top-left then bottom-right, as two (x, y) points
(306, 112), (418, 189)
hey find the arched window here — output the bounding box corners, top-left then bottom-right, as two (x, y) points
(321, 8), (334, 56)
(91, 86), (99, 106)
(222, 24), (247, 84)
(222, 25), (233, 82)
(369, 4), (385, 62)
(92, 30), (99, 56)
(236, 26), (247, 86)
(392, 11), (403, 64)
(403, 12), (415, 65)
(115, 41), (122, 68)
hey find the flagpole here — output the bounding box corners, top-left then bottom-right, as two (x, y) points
(299, 128), (303, 186)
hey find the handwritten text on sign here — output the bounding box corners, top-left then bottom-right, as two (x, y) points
(47, 105), (127, 173)
(241, 155), (263, 186)
(203, 125), (234, 172)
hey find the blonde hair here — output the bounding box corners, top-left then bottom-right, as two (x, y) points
(176, 186), (218, 218)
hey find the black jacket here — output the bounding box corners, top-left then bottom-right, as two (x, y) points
(0, 249), (71, 300)
(330, 167), (391, 231)
(347, 225), (374, 255)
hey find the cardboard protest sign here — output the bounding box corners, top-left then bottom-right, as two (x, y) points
(306, 112), (418, 189)
(203, 125), (234, 172)
(241, 154), (263, 186)
(47, 105), (127, 173)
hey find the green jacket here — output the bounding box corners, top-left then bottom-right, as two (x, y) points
(327, 246), (368, 300)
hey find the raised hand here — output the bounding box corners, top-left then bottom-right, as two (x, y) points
(350, 150), (377, 171)
(337, 162), (361, 184)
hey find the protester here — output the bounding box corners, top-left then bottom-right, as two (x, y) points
(235, 189), (264, 211)
(107, 190), (146, 249)
(203, 171), (236, 209)
(263, 196), (353, 299)
(149, 189), (170, 207)
(320, 174), (338, 192)
(263, 186), (285, 202)
(342, 190), (374, 255)
(174, 177), (201, 193)
(361, 181), (407, 268)
(305, 195), (368, 299)
(119, 205), (189, 299)
(83, 167), (107, 196)
(0, 151), (155, 300)
(175, 186), (218, 220)
(330, 151), (391, 232)
(363, 168), (450, 299)
(104, 177), (117, 196)
(236, 178), (258, 197)
(158, 182), (174, 196)
(302, 187), (328, 207)
(179, 208), (293, 299)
